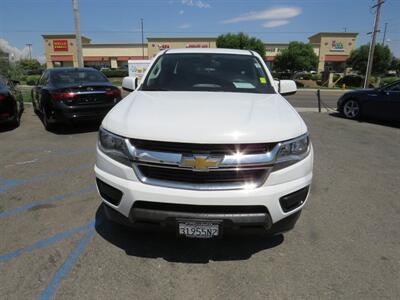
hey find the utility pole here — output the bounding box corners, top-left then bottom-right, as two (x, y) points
(73, 0), (84, 67)
(382, 22), (388, 45)
(141, 18), (144, 59)
(364, 0), (384, 88)
(26, 43), (32, 60)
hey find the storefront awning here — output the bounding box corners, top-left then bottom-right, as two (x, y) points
(325, 55), (349, 62)
(116, 56), (146, 61)
(83, 56), (110, 62)
(50, 55), (73, 62)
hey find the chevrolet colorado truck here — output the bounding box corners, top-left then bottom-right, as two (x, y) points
(95, 48), (313, 239)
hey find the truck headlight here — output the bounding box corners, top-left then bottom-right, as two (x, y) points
(98, 127), (132, 166)
(274, 133), (310, 169)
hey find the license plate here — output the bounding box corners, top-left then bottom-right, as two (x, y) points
(178, 222), (220, 239)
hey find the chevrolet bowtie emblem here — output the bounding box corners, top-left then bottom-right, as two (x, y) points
(180, 155), (222, 171)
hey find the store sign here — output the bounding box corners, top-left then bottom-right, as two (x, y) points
(158, 44), (170, 50)
(53, 40), (68, 52)
(186, 44), (209, 48)
(331, 40), (344, 52)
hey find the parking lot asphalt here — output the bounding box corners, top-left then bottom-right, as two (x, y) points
(1, 106), (399, 299)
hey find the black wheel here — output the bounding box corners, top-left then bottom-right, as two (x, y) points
(42, 108), (54, 131)
(12, 108), (21, 127)
(33, 100), (40, 115)
(341, 99), (360, 120)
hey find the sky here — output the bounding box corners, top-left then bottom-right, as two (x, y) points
(1, 0), (400, 62)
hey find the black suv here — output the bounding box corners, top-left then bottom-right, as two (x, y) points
(32, 68), (121, 130)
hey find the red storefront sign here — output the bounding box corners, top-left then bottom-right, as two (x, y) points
(53, 40), (68, 52)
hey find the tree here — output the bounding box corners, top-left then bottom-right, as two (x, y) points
(273, 42), (318, 75)
(16, 59), (43, 75)
(0, 49), (9, 77)
(389, 56), (399, 73)
(346, 44), (392, 76)
(216, 33), (266, 57)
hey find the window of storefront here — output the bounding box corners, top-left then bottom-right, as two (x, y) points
(84, 61), (111, 70)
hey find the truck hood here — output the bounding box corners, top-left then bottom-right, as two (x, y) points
(102, 91), (307, 143)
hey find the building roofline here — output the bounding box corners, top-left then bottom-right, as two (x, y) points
(147, 37), (216, 41)
(42, 34), (91, 41)
(264, 43), (289, 46)
(83, 43), (144, 47)
(308, 32), (358, 40)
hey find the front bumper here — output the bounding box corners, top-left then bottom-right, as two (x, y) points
(94, 145), (313, 234)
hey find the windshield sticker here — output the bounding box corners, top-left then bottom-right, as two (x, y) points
(233, 82), (255, 89)
(259, 77), (267, 84)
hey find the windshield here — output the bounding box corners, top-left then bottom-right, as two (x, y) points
(51, 69), (108, 85)
(141, 53), (275, 94)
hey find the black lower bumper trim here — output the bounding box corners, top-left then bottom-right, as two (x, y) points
(103, 203), (301, 235)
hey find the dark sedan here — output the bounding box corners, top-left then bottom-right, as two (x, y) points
(337, 80), (400, 122)
(32, 68), (121, 130)
(0, 77), (24, 127)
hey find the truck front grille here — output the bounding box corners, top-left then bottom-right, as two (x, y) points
(130, 139), (278, 191)
(138, 165), (268, 185)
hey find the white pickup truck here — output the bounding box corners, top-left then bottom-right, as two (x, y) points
(95, 48), (313, 239)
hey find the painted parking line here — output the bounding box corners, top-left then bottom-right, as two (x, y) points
(0, 163), (92, 193)
(38, 229), (95, 300)
(3, 148), (94, 169)
(0, 185), (96, 220)
(0, 220), (95, 263)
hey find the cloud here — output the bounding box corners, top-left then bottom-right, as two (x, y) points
(179, 9), (184, 15)
(179, 23), (191, 29)
(262, 20), (290, 28)
(0, 38), (30, 61)
(182, 0), (210, 9)
(222, 6), (301, 24)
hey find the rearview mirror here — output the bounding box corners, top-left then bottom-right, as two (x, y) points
(122, 76), (138, 92)
(278, 80), (297, 96)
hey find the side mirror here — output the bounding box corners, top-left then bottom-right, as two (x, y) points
(122, 76), (138, 92)
(278, 80), (297, 96)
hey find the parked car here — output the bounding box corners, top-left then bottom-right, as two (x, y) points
(0, 77), (24, 127)
(32, 67), (121, 130)
(337, 80), (400, 121)
(95, 48), (313, 239)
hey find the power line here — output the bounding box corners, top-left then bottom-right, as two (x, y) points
(26, 43), (32, 60)
(382, 22), (388, 45)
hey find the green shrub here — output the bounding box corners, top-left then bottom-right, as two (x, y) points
(311, 74), (321, 81)
(25, 75), (41, 85)
(101, 69), (128, 78)
(381, 76), (400, 85)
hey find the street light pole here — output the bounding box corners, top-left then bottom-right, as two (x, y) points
(141, 18), (144, 59)
(73, 0), (84, 67)
(364, 0), (384, 88)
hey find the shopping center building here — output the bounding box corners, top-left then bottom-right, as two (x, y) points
(42, 32), (358, 72)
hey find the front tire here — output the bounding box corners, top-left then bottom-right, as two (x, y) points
(341, 99), (360, 120)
